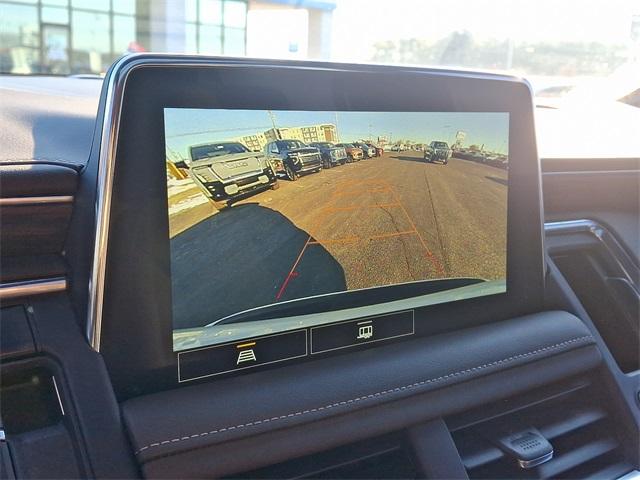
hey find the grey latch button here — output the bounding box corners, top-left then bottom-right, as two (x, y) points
(493, 427), (554, 469)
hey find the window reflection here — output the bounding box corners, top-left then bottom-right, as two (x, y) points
(71, 10), (110, 73)
(0, 3), (39, 74)
(224, 1), (246, 29)
(112, 0), (135, 15)
(224, 27), (245, 55)
(71, 0), (109, 12)
(113, 15), (136, 54)
(41, 6), (69, 24)
(0, 0), (248, 75)
(199, 25), (222, 55)
(43, 24), (70, 74)
(199, 0), (222, 25)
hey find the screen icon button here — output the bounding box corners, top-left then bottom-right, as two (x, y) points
(311, 310), (414, 354)
(236, 342), (257, 364)
(178, 330), (307, 381)
(356, 322), (373, 340)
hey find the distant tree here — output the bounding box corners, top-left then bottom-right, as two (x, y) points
(439, 31), (473, 66)
(371, 36), (627, 76)
(371, 40), (396, 63)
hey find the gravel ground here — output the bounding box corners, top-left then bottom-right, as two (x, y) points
(170, 151), (507, 328)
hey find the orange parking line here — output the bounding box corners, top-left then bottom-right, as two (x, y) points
(334, 178), (388, 188)
(332, 188), (391, 197)
(277, 176), (446, 298)
(322, 202), (401, 212)
(304, 205), (340, 237)
(308, 230), (416, 245)
(308, 236), (360, 245)
(368, 230), (417, 240)
(389, 188), (446, 276)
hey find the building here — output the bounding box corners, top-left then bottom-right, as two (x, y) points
(246, 0), (335, 59)
(0, 0), (335, 75)
(299, 124), (337, 143)
(234, 132), (268, 151)
(376, 136), (389, 148)
(264, 127), (289, 142)
(263, 124), (337, 143)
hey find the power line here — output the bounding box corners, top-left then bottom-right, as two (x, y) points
(166, 125), (273, 138)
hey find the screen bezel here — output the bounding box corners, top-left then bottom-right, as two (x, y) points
(95, 55), (544, 399)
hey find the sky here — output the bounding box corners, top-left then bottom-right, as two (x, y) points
(164, 108), (510, 158)
(330, 0), (638, 63)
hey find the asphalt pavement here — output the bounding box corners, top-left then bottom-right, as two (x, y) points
(170, 151), (507, 329)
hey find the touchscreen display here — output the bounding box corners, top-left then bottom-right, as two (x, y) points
(165, 109), (508, 351)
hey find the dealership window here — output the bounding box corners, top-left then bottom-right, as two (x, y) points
(112, 0), (135, 15)
(185, 0), (247, 55)
(0, 2), (40, 74)
(0, 0), (246, 75)
(71, 11), (111, 73)
(0, 0), (137, 74)
(113, 14), (135, 53)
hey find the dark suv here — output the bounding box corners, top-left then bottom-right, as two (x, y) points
(424, 141), (452, 164)
(309, 142), (348, 168)
(264, 139), (323, 180)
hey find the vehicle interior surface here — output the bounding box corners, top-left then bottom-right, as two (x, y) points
(0, 2), (639, 479)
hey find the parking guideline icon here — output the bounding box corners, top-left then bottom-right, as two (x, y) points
(177, 329), (308, 382)
(236, 342), (257, 364)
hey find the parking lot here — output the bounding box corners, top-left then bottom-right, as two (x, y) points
(169, 150), (507, 329)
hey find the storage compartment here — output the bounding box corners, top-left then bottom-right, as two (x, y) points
(0, 359), (87, 478)
(1, 368), (63, 435)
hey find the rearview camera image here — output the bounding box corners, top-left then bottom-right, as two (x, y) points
(165, 109), (509, 351)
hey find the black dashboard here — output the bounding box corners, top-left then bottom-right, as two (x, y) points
(91, 56), (545, 397)
(0, 56), (638, 480)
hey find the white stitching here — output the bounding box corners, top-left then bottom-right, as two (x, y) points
(135, 335), (593, 455)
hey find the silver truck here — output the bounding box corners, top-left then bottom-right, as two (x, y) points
(187, 141), (279, 209)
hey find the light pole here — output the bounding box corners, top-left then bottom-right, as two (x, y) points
(268, 110), (280, 139)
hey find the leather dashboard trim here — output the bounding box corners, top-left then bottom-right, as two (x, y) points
(122, 311), (599, 475)
(138, 335), (591, 456)
(0, 163), (78, 197)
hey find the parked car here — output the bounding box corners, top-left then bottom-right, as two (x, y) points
(264, 139), (323, 180)
(335, 143), (364, 162)
(187, 141), (279, 209)
(484, 154), (499, 167)
(485, 153), (509, 169)
(424, 141), (452, 164)
(353, 142), (375, 158)
(309, 142), (348, 168)
(456, 148), (483, 162)
(365, 142), (383, 156)
(470, 151), (486, 163)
